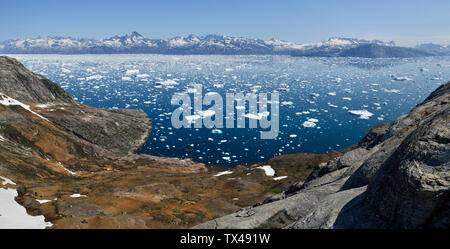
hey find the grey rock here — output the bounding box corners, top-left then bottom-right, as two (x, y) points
(342, 139), (399, 190)
(301, 148), (375, 194)
(56, 200), (103, 217)
(361, 107), (449, 229)
(357, 123), (390, 149)
(193, 175), (349, 229)
(0, 56), (75, 104)
(42, 107), (151, 155)
(288, 186), (367, 229)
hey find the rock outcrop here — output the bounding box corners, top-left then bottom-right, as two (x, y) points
(195, 81), (450, 229)
(0, 56), (75, 104)
(0, 56), (151, 155)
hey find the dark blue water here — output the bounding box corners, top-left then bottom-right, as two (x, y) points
(9, 54), (450, 166)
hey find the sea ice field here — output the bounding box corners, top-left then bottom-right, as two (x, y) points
(7, 54), (450, 166)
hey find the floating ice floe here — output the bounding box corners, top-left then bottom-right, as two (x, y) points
(185, 115), (201, 123)
(211, 129), (223, 134)
(328, 103), (338, 108)
(213, 170), (233, 177)
(302, 118), (319, 128)
(332, 77), (342, 83)
(85, 75), (103, 81)
(157, 79), (178, 86)
(348, 110), (374, 119)
(198, 110), (216, 118)
(125, 69), (139, 75)
(121, 76), (132, 81)
(61, 68), (71, 73)
(0, 176), (52, 229)
(0, 93), (49, 121)
(281, 101), (293, 106)
(392, 76), (413, 81)
(302, 121), (316, 128)
(243, 111), (270, 120)
(136, 73), (150, 78)
(382, 88), (401, 93)
(327, 92), (336, 96)
(257, 165), (275, 176)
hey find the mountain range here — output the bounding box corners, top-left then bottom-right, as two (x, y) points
(1, 32), (447, 57)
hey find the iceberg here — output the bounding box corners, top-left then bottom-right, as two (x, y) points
(348, 110), (374, 119)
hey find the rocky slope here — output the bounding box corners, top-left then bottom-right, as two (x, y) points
(0, 32), (443, 57)
(0, 56), (323, 228)
(195, 81), (450, 229)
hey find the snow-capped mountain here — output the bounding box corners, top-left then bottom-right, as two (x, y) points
(0, 32), (276, 54)
(416, 43), (450, 54)
(0, 32), (443, 57)
(296, 37), (396, 50)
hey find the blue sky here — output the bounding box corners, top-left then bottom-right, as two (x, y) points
(1, 0), (449, 46)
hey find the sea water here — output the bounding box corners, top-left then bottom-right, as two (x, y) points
(7, 54), (450, 166)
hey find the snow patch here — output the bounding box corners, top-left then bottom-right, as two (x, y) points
(36, 199), (51, 204)
(1, 176), (16, 186)
(0, 93), (49, 121)
(0, 176), (52, 229)
(257, 165), (275, 176)
(213, 170), (233, 177)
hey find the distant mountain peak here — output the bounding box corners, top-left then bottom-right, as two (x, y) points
(326, 37), (396, 47)
(416, 43), (449, 52)
(130, 31), (143, 37)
